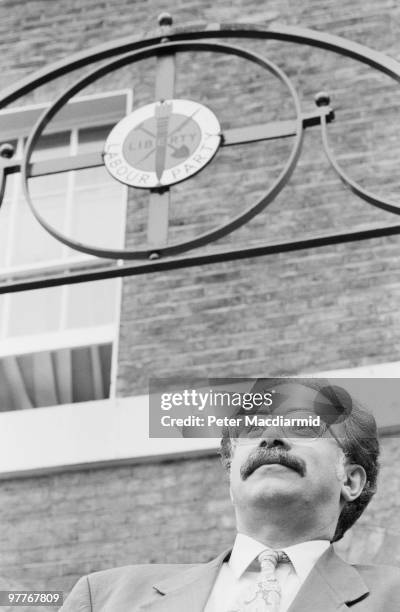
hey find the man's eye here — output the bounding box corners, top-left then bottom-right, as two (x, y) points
(249, 426), (266, 437)
(286, 424), (325, 437)
(240, 426), (265, 438)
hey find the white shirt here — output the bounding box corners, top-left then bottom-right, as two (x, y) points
(204, 533), (330, 612)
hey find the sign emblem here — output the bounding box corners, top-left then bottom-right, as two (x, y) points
(103, 99), (221, 188)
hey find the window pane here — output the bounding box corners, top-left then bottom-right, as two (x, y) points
(75, 165), (115, 187)
(29, 173), (69, 197)
(8, 132), (71, 266)
(0, 197), (12, 268)
(0, 343), (112, 411)
(7, 288), (62, 337)
(78, 125), (114, 152)
(29, 132), (70, 195)
(0, 296), (4, 330)
(0, 116), (125, 342)
(11, 195), (64, 265)
(76, 125), (117, 187)
(0, 143), (21, 268)
(31, 132), (70, 160)
(69, 186), (125, 250)
(66, 279), (117, 328)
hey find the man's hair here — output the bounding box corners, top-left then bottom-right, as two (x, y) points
(219, 378), (380, 542)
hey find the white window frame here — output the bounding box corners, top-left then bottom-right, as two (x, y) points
(0, 89), (133, 398)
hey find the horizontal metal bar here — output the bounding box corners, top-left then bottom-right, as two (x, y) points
(302, 108), (334, 127)
(1, 108), (333, 177)
(0, 222), (399, 294)
(0, 257), (116, 281)
(223, 120), (297, 145)
(223, 108), (333, 146)
(2, 152), (103, 177)
(32, 151), (103, 176)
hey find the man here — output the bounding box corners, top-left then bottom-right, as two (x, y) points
(61, 378), (400, 611)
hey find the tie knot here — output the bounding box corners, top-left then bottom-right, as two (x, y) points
(258, 549), (289, 572)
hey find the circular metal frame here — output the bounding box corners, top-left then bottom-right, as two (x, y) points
(21, 40), (303, 260)
(319, 113), (400, 215)
(0, 22), (397, 260)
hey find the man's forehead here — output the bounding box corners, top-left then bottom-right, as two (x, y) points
(272, 383), (319, 406)
(253, 381), (341, 415)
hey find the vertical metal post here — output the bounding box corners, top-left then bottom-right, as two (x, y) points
(147, 14), (175, 250)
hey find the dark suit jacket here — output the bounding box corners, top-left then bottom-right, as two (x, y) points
(60, 546), (400, 612)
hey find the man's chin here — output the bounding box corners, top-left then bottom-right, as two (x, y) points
(245, 469), (303, 500)
(248, 485), (300, 507)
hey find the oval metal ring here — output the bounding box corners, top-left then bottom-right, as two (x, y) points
(21, 40), (303, 260)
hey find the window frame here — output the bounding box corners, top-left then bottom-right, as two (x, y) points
(0, 89), (133, 398)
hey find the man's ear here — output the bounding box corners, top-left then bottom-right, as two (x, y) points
(341, 463), (367, 502)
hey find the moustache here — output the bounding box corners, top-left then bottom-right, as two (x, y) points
(240, 448), (306, 480)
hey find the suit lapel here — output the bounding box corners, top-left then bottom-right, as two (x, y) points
(138, 545), (369, 612)
(138, 550), (229, 612)
(288, 545), (369, 612)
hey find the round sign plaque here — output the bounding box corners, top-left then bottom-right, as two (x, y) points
(103, 99), (221, 189)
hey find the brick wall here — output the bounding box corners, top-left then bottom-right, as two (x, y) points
(1, 0), (400, 601)
(118, 20), (400, 392)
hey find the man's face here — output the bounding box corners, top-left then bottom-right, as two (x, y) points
(229, 383), (349, 515)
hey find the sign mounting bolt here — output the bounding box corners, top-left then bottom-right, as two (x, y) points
(158, 12), (173, 27)
(0, 143), (15, 159)
(314, 91), (330, 106)
(149, 251), (161, 260)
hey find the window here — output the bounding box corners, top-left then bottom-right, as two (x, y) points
(0, 91), (131, 410)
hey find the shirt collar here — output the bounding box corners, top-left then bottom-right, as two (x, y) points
(229, 532), (330, 581)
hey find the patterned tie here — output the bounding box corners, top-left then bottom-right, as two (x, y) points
(230, 549), (290, 612)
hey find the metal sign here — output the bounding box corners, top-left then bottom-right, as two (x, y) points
(0, 15), (399, 293)
(104, 99), (221, 188)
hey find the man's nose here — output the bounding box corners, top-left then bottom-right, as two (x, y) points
(258, 436), (291, 450)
